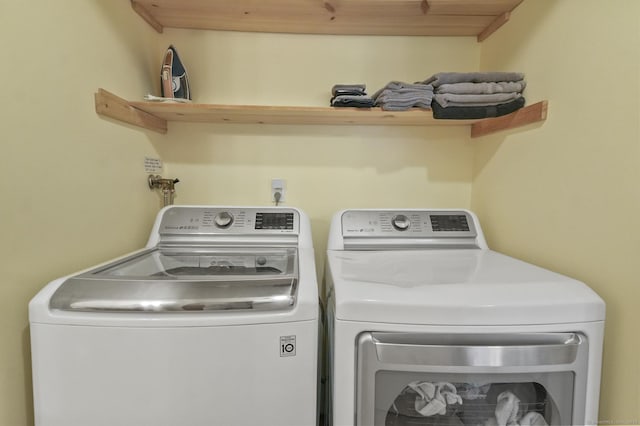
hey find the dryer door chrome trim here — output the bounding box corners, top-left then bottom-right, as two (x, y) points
(356, 332), (589, 426)
(368, 332), (582, 367)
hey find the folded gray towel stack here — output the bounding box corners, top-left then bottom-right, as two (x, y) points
(421, 72), (527, 119)
(372, 81), (434, 111)
(331, 84), (374, 108)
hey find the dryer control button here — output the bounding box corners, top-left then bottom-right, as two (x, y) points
(392, 214), (410, 231)
(214, 212), (234, 228)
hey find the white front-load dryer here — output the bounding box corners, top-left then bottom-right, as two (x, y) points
(30, 206), (319, 426)
(325, 209), (605, 426)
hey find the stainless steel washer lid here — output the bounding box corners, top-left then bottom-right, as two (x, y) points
(50, 247), (298, 313)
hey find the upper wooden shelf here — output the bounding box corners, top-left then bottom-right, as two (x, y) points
(94, 88), (547, 138)
(131, 0), (524, 41)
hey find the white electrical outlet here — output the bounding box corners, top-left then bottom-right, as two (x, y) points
(271, 179), (286, 204)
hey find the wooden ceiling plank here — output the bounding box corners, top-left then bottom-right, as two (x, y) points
(477, 11), (510, 42)
(133, 0), (520, 36)
(130, 1), (164, 33)
(153, 11), (492, 36)
(421, 0), (430, 14)
(426, 0), (523, 15)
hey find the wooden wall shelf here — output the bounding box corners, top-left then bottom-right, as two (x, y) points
(94, 89), (547, 138)
(130, 0), (524, 41)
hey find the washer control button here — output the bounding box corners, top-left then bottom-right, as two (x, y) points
(391, 214), (410, 231)
(214, 211), (234, 228)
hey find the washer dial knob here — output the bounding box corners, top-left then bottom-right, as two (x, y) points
(214, 211), (234, 228)
(392, 214), (410, 231)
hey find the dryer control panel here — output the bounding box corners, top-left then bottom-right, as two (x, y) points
(339, 210), (481, 249)
(342, 210), (476, 238)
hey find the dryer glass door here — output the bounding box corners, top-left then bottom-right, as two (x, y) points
(356, 332), (589, 426)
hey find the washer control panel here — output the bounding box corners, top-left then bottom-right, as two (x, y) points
(159, 207), (299, 236)
(341, 210), (476, 238)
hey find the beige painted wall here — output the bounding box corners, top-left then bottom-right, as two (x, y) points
(151, 31), (480, 277)
(4, 1), (638, 425)
(473, 0), (640, 423)
(2, 4), (479, 425)
(0, 2), (161, 424)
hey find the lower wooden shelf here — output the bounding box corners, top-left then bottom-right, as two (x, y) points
(94, 88), (547, 138)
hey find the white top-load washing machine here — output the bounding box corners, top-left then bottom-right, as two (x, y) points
(30, 206), (319, 426)
(325, 209), (605, 426)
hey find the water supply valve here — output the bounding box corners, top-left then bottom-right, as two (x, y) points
(148, 174), (180, 207)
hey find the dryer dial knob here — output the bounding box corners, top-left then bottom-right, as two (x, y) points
(214, 212), (234, 228)
(392, 214), (410, 231)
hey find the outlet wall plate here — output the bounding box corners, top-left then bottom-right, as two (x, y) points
(271, 178), (286, 203)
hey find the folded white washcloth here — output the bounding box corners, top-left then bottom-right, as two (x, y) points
(144, 93), (192, 103)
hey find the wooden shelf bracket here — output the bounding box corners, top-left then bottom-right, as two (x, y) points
(471, 100), (548, 138)
(95, 89), (168, 134)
